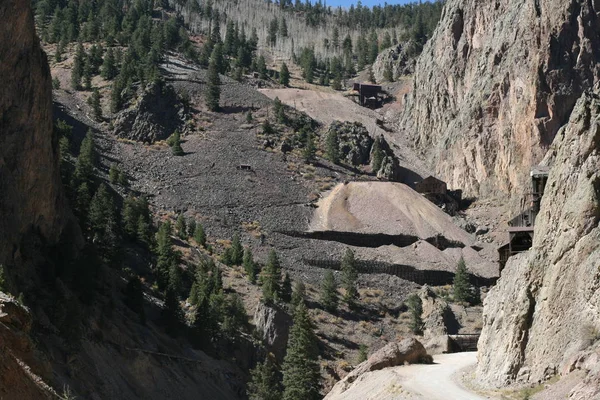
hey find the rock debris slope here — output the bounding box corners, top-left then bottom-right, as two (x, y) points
(398, 0), (600, 199)
(476, 92), (600, 390)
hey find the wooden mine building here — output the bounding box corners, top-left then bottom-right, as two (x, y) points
(498, 166), (550, 274)
(351, 83), (384, 108)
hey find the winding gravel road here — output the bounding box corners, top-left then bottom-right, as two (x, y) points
(325, 352), (490, 400)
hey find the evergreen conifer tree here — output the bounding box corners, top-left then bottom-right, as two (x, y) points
(243, 248), (257, 283)
(101, 47), (117, 80)
(406, 293), (423, 335)
(257, 55), (268, 80)
(187, 219), (196, 239)
(320, 269), (338, 313)
(280, 273), (292, 303)
(176, 214), (187, 239)
(194, 223), (207, 247)
(279, 62), (290, 86)
(303, 132), (316, 163)
(231, 233), (243, 265)
(262, 249), (281, 304)
(171, 130), (184, 156)
(453, 257), (474, 304)
(371, 136), (384, 172)
(325, 128), (340, 164)
(291, 280), (306, 307)
(341, 248), (358, 307)
(90, 88), (102, 120)
(282, 302), (321, 400)
(248, 355), (282, 400)
(206, 46), (221, 111)
(71, 41), (85, 89)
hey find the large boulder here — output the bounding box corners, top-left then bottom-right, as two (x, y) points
(327, 121), (374, 166)
(325, 338), (429, 398)
(113, 81), (187, 143)
(253, 302), (292, 362)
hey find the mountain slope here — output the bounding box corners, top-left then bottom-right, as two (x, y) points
(397, 0), (600, 200)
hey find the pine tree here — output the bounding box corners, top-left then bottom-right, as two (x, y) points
(248, 355), (282, 400)
(303, 132), (316, 163)
(325, 128), (340, 164)
(231, 233), (243, 265)
(279, 62), (290, 86)
(194, 223), (206, 247)
(187, 219), (196, 239)
(453, 257), (474, 304)
(176, 214), (187, 239)
(257, 55), (268, 80)
(171, 130), (184, 155)
(71, 42), (85, 90)
(291, 280), (306, 307)
(224, 20), (236, 56)
(73, 129), (96, 184)
(83, 56), (92, 90)
(282, 302), (321, 400)
(280, 273), (292, 303)
(371, 136), (384, 172)
(206, 46), (221, 111)
(381, 31), (392, 50)
(406, 294), (423, 335)
(243, 248), (257, 283)
(101, 47), (117, 80)
(341, 248), (358, 307)
(320, 269), (338, 313)
(262, 249), (281, 304)
(156, 221), (176, 290)
(279, 16), (288, 37)
(90, 88), (102, 120)
(122, 196), (139, 238)
(88, 184), (119, 259)
(162, 287), (183, 336)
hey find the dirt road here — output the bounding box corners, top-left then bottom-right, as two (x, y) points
(325, 352), (490, 400)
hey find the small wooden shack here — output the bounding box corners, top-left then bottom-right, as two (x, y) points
(351, 83), (383, 108)
(415, 176), (447, 195)
(498, 165), (550, 274)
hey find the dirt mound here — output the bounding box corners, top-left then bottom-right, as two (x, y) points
(311, 182), (472, 242)
(309, 182), (498, 278)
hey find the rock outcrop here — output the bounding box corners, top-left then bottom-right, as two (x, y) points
(398, 0), (600, 199)
(253, 302), (292, 362)
(327, 121), (374, 166)
(113, 81), (187, 143)
(372, 42), (418, 82)
(476, 92), (600, 388)
(0, 0), (77, 289)
(324, 338), (430, 399)
(0, 293), (55, 400)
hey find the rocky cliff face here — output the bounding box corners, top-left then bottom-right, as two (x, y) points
(398, 0), (600, 198)
(476, 92), (600, 388)
(0, 0), (76, 287)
